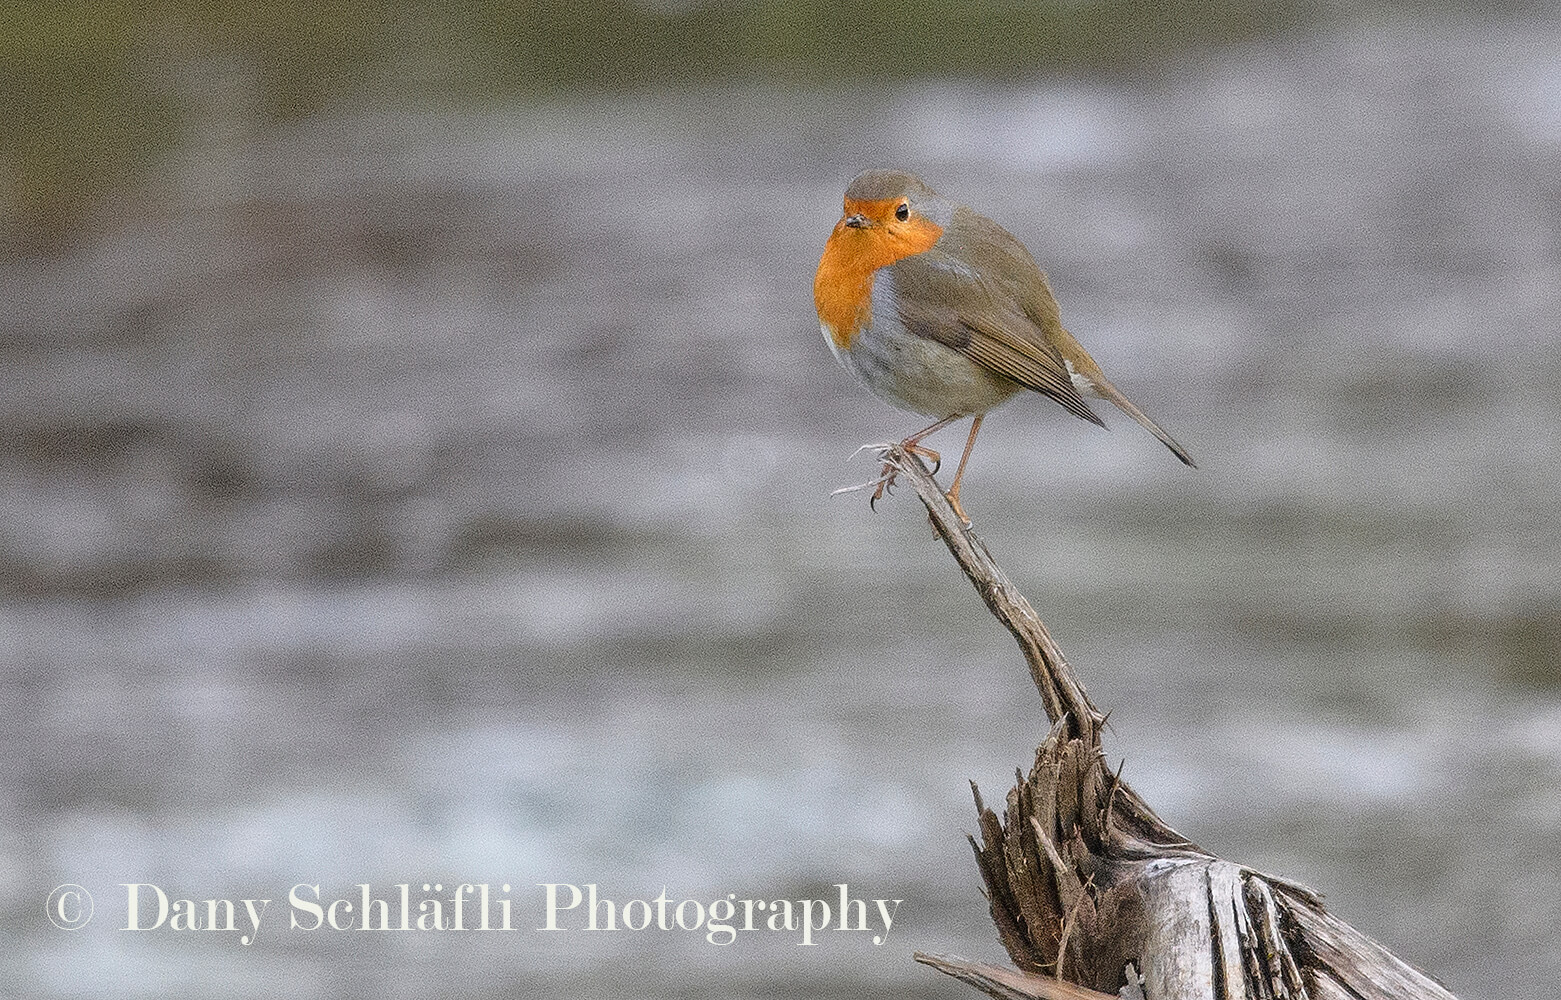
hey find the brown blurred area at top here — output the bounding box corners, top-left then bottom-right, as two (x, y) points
(1, 0), (1322, 253)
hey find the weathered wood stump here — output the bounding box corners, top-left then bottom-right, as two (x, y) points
(859, 445), (1458, 1000)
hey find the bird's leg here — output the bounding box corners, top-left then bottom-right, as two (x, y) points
(944, 414), (984, 526)
(871, 414), (961, 506)
(900, 414), (960, 474)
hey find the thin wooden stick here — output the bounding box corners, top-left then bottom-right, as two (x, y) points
(875, 444), (1101, 743)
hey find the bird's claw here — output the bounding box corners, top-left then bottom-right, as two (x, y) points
(832, 451), (903, 512)
(901, 441), (942, 475)
(835, 438), (946, 514)
(869, 461), (900, 509)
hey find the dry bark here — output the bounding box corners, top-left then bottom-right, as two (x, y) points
(862, 445), (1458, 1000)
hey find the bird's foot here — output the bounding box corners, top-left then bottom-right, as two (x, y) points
(945, 490), (972, 528)
(833, 441), (910, 510)
(869, 437), (941, 508)
(832, 443), (899, 508)
(900, 440), (941, 475)
(833, 439), (947, 514)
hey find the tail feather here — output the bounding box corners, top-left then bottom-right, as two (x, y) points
(1091, 378), (1196, 468)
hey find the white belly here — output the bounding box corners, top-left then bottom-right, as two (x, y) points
(830, 273), (1019, 418)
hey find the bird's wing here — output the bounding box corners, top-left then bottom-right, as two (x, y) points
(888, 247), (1105, 428)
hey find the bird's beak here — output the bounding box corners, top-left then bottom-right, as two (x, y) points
(843, 213), (869, 229)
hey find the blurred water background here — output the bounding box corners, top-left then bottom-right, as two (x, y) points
(3, 4), (1561, 998)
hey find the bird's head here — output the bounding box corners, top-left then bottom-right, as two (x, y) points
(826, 169), (947, 265)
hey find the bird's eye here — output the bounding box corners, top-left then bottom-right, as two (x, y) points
(895, 202), (910, 222)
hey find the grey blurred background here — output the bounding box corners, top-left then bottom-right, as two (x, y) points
(3, 3), (1560, 998)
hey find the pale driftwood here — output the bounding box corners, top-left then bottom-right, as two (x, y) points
(865, 444), (1458, 1000)
(913, 952), (1123, 999)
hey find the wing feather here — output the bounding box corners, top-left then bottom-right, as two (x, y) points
(888, 249), (1106, 428)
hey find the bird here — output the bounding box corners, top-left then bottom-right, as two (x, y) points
(814, 168), (1194, 523)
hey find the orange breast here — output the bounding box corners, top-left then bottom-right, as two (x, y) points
(814, 199), (943, 351)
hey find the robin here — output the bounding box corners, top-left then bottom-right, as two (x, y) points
(814, 168), (1194, 523)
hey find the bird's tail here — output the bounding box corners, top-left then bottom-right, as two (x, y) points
(1090, 376), (1197, 468)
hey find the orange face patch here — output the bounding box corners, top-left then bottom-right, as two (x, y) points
(814, 197), (944, 350)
